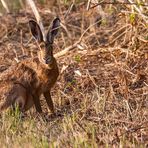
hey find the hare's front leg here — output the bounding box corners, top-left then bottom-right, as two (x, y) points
(32, 93), (42, 113)
(43, 91), (54, 113)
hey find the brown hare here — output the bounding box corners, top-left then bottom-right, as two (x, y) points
(0, 17), (60, 114)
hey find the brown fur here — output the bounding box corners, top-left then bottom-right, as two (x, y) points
(0, 17), (60, 113)
(0, 57), (59, 112)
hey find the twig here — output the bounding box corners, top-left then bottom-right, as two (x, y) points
(111, 24), (131, 38)
(54, 40), (80, 58)
(112, 121), (148, 144)
(110, 27), (131, 45)
(86, 0), (91, 10)
(1, 0), (10, 13)
(86, 69), (98, 88)
(124, 100), (133, 121)
(55, 19), (102, 58)
(60, 22), (72, 40)
(64, 2), (75, 19)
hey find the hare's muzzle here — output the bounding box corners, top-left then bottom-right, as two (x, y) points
(44, 56), (52, 64)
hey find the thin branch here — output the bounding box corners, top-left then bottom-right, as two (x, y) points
(86, 0), (91, 10)
(54, 40), (80, 58)
(64, 2), (75, 19)
(112, 121), (148, 144)
(54, 19), (101, 58)
(1, 0), (10, 13)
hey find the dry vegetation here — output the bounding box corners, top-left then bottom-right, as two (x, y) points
(0, 0), (148, 147)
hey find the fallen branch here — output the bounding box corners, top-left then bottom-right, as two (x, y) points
(55, 18), (102, 58)
(54, 40), (80, 58)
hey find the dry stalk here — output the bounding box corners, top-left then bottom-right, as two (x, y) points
(110, 29), (131, 45)
(124, 100), (133, 121)
(64, 2), (75, 19)
(86, 69), (98, 88)
(54, 40), (80, 58)
(0, 0), (9, 13)
(60, 23), (72, 40)
(112, 121), (148, 144)
(86, 0), (91, 10)
(55, 19), (102, 58)
(111, 24), (131, 37)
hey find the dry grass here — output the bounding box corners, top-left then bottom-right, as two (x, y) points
(0, 1), (148, 147)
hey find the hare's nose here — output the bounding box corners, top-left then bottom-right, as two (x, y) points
(44, 57), (52, 64)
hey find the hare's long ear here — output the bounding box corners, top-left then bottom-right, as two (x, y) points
(47, 17), (60, 44)
(29, 20), (43, 42)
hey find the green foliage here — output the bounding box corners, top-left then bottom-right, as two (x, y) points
(11, 0), (21, 11)
(145, 35), (148, 40)
(63, 0), (69, 5)
(38, 0), (46, 5)
(137, 1), (144, 7)
(101, 18), (107, 26)
(129, 13), (136, 24)
(74, 55), (81, 63)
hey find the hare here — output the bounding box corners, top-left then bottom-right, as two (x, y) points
(0, 17), (60, 114)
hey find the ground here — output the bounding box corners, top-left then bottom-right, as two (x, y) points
(0, 1), (148, 147)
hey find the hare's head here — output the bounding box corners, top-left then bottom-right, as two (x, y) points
(29, 17), (60, 65)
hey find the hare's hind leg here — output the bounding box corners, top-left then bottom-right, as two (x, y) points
(23, 94), (34, 111)
(12, 84), (27, 112)
(8, 84), (34, 112)
(0, 83), (26, 112)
